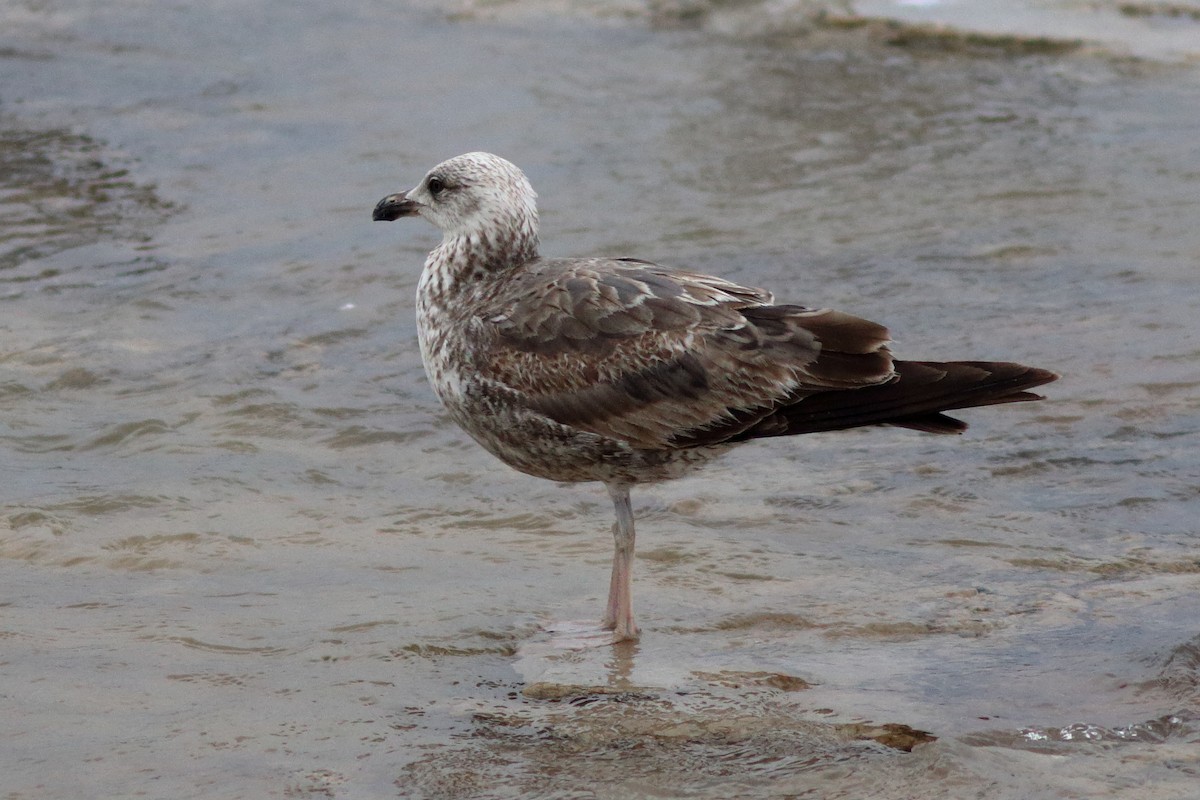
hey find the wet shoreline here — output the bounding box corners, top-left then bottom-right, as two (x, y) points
(3, 2), (1199, 798)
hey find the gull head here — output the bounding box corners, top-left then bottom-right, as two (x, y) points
(373, 152), (539, 256)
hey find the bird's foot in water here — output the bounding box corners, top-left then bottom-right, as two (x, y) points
(541, 620), (638, 649)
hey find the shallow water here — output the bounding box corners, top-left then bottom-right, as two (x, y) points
(2, 1), (1199, 798)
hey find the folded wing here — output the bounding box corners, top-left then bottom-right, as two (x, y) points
(477, 258), (906, 449)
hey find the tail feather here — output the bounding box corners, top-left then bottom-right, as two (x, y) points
(735, 360), (1058, 441)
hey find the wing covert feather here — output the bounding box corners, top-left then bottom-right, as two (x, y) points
(475, 259), (896, 449)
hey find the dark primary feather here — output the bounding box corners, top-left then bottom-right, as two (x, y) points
(476, 258), (1055, 451)
(719, 360), (1057, 443)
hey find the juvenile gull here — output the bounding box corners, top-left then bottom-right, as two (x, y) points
(373, 152), (1057, 644)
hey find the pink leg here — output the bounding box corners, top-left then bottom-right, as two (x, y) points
(601, 483), (639, 642)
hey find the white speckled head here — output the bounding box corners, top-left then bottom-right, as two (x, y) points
(405, 152), (539, 246)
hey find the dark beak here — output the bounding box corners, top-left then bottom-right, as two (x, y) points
(372, 192), (419, 221)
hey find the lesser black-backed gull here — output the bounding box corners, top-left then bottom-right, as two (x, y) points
(373, 152), (1057, 643)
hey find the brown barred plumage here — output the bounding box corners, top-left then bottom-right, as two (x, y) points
(373, 152), (1057, 643)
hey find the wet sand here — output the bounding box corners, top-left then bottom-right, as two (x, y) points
(2, 2), (1199, 798)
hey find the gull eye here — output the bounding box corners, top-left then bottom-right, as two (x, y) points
(426, 175), (446, 196)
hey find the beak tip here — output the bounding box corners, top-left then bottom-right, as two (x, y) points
(372, 192), (418, 222)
